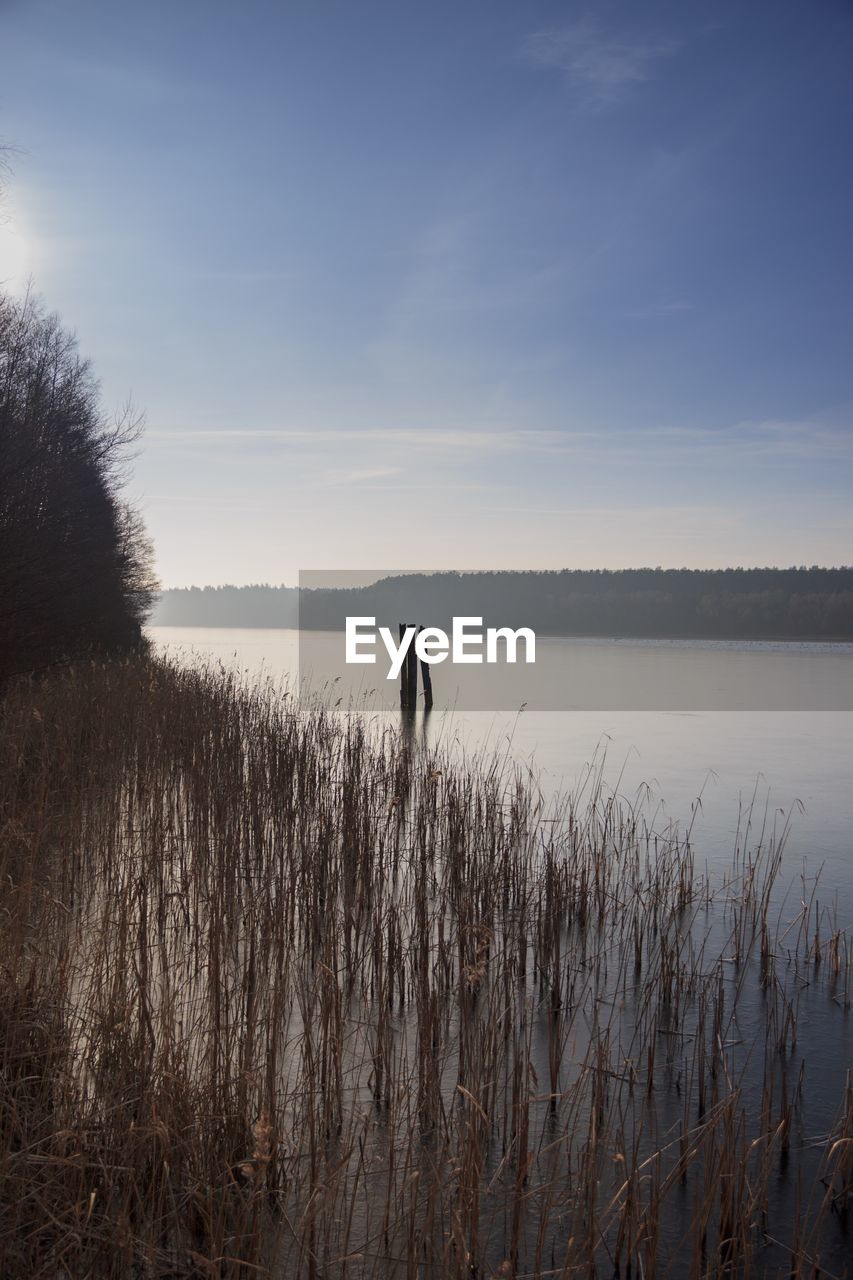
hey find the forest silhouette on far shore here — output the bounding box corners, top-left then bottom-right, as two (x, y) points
(153, 568), (853, 641)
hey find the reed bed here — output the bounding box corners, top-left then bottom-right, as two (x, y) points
(0, 656), (851, 1278)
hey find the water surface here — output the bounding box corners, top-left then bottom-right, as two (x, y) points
(149, 625), (853, 906)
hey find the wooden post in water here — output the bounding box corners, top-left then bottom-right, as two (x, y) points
(399, 622), (433, 712)
(418, 625), (433, 710)
(406, 622), (418, 712)
(399, 623), (410, 710)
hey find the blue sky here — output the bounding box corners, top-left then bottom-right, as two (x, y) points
(2, 0), (852, 585)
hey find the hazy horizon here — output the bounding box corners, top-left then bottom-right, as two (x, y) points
(2, 0), (852, 586)
(157, 562), (853, 592)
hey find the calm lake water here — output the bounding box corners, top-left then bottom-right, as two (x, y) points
(150, 625), (853, 909)
(147, 625), (853, 1272)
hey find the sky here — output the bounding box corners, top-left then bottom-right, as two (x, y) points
(1, 0), (852, 586)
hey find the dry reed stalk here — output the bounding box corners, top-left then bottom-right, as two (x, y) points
(0, 656), (850, 1277)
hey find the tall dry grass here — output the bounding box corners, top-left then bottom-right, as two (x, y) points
(0, 656), (851, 1278)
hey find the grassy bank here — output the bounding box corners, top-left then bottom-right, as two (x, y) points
(1, 658), (851, 1278)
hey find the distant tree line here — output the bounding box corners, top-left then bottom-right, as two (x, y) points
(153, 569), (853, 641)
(153, 584), (299, 628)
(0, 291), (157, 683)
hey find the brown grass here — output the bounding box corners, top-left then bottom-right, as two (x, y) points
(0, 655), (850, 1278)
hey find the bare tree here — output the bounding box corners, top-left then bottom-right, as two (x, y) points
(0, 289), (158, 682)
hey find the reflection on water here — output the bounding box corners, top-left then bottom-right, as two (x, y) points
(58, 646), (853, 1273)
(300, 626), (853, 711)
(149, 625), (853, 907)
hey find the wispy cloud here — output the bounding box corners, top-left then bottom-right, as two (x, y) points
(147, 496), (274, 512)
(324, 465), (403, 486)
(743, 419), (853, 461)
(146, 420), (853, 464)
(148, 427), (579, 456)
(522, 20), (678, 107)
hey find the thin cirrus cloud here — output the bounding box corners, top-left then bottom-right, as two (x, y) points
(147, 428), (578, 456)
(324, 466), (403, 487)
(522, 20), (679, 106)
(145, 420), (853, 465)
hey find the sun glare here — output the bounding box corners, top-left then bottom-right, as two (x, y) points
(0, 216), (34, 292)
